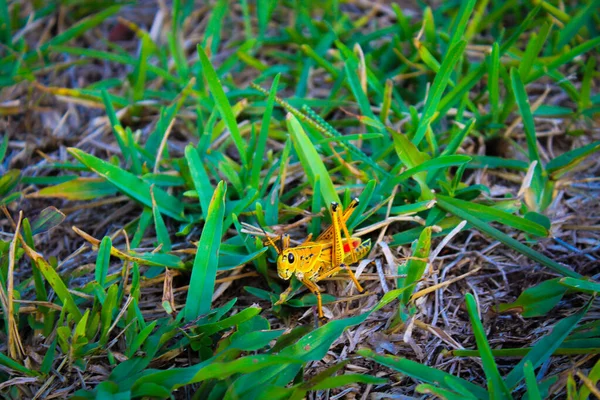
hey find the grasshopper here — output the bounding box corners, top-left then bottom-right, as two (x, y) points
(264, 198), (371, 318)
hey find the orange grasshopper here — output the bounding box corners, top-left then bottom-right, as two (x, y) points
(264, 198), (371, 318)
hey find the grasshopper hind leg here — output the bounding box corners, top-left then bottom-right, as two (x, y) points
(341, 263), (364, 293)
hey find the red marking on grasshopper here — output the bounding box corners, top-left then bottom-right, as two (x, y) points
(343, 240), (360, 253)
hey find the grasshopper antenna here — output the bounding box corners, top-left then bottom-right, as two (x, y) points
(258, 222), (281, 254)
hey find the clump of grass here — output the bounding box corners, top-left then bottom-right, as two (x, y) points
(0, 1), (599, 398)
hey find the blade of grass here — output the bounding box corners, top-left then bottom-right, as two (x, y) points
(435, 196), (580, 278)
(20, 241), (82, 322)
(412, 40), (467, 146)
(35, 177), (118, 201)
(68, 148), (185, 221)
(184, 144), (214, 220)
(503, 301), (590, 389)
(519, 22), (551, 81)
(197, 45), (248, 167)
(510, 68), (541, 164)
(36, 5), (121, 57)
(399, 227), (431, 304)
(448, 0), (476, 49)
(251, 74), (279, 189)
(287, 113), (340, 207)
(546, 141), (600, 180)
(437, 195), (548, 237)
(465, 293), (513, 399)
(184, 181), (227, 322)
(526, 37), (600, 83)
(357, 349), (489, 399)
(524, 361), (542, 400)
(95, 236), (111, 287)
(556, 0), (600, 48)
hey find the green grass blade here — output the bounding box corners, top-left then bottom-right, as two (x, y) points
(412, 40), (467, 146)
(465, 293), (513, 399)
(510, 68), (540, 164)
(152, 188), (172, 252)
(526, 37), (600, 83)
(310, 374), (386, 391)
(202, 0), (227, 55)
(390, 128), (432, 199)
(100, 285), (118, 345)
(95, 236), (111, 287)
(448, 0), (476, 49)
(35, 178), (118, 201)
(0, 134), (9, 164)
(546, 141), (600, 180)
(578, 357), (600, 400)
(497, 278), (567, 318)
(503, 302), (590, 389)
(399, 227), (431, 304)
(392, 155), (471, 186)
(38, 5), (121, 55)
(519, 22), (551, 81)
(133, 35), (151, 102)
(68, 148), (185, 221)
(287, 113), (340, 207)
(559, 277), (600, 294)
(524, 361), (542, 400)
(0, 352), (38, 376)
(197, 45), (248, 167)
(30, 206), (65, 236)
(435, 196), (580, 278)
(184, 181), (227, 322)
(436, 195), (548, 237)
(185, 144), (214, 219)
(488, 43), (500, 122)
(556, 0), (600, 48)
(21, 241), (83, 322)
(357, 348), (489, 399)
(251, 74), (279, 189)
(343, 57), (380, 124)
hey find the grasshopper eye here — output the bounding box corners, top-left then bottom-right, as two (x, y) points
(287, 253), (295, 263)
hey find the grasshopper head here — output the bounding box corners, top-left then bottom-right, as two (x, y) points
(277, 251), (297, 280)
(263, 232), (295, 280)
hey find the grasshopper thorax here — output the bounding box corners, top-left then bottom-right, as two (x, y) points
(276, 250), (297, 280)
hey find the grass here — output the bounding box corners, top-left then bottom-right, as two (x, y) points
(0, 0), (599, 398)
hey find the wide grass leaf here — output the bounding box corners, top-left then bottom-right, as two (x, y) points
(68, 148), (185, 221)
(559, 277), (600, 294)
(497, 278), (567, 318)
(287, 113), (340, 207)
(184, 181), (227, 322)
